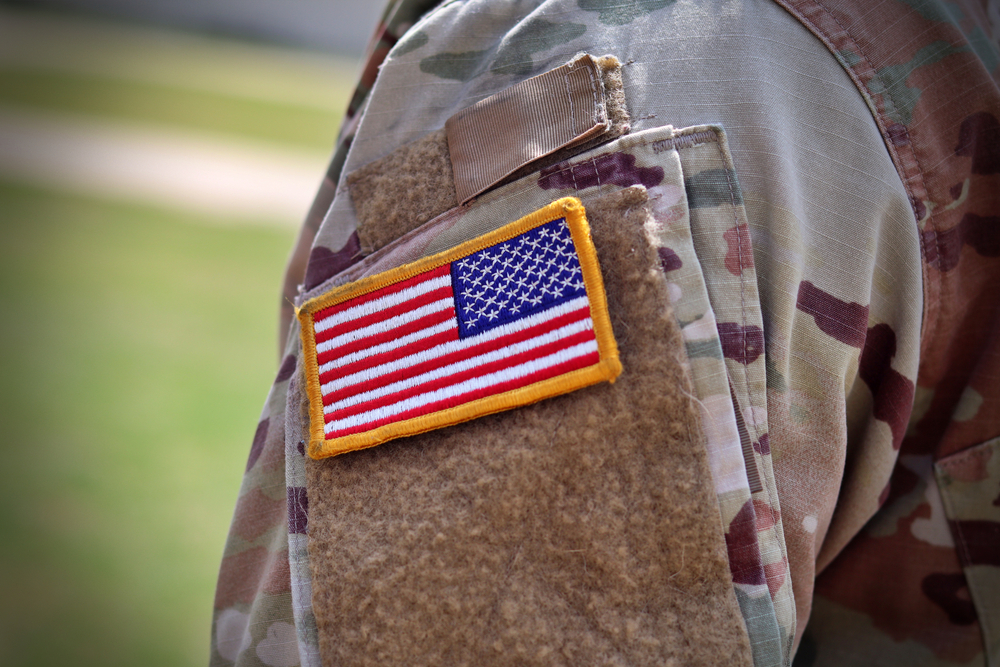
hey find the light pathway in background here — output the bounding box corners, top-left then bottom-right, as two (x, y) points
(0, 105), (329, 226)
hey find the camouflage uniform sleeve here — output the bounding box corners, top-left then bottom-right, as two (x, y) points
(772, 1), (1000, 665)
(214, 0), (1000, 666)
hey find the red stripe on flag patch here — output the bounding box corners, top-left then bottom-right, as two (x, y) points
(315, 306), (457, 366)
(320, 305), (593, 405)
(313, 264), (450, 322)
(324, 350), (600, 440)
(319, 328), (460, 385)
(314, 285), (454, 344)
(323, 328), (598, 420)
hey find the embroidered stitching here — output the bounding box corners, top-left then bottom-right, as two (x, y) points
(298, 198), (622, 458)
(720, 155), (760, 444)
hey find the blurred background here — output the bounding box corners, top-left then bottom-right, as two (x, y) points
(0, 1), (380, 664)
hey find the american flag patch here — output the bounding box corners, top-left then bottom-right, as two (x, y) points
(298, 197), (621, 458)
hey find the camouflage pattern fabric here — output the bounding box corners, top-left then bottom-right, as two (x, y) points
(632, 126), (790, 665)
(672, 131), (795, 662)
(211, 346), (299, 667)
(935, 437), (1000, 663)
(211, 0), (998, 665)
(763, 1), (1000, 665)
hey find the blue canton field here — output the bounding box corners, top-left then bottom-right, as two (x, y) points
(0, 9), (356, 665)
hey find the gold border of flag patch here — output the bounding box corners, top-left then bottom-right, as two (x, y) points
(297, 197), (622, 459)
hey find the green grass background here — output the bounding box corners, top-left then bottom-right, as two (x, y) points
(0, 12), (347, 666)
(0, 69), (346, 150)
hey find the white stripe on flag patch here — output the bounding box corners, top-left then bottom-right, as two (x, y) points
(313, 274), (451, 334)
(320, 295), (592, 394)
(323, 316), (596, 412)
(324, 340), (600, 434)
(316, 297), (455, 355)
(318, 320), (456, 375)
